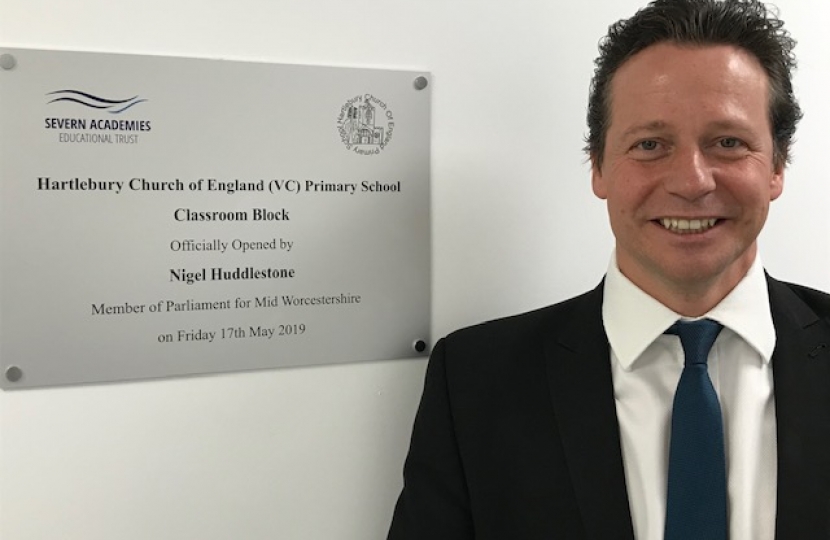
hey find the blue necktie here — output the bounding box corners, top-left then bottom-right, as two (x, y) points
(664, 319), (727, 540)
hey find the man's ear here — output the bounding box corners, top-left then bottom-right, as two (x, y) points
(591, 157), (608, 200)
(769, 163), (784, 201)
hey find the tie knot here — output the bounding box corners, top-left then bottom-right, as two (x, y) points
(666, 319), (723, 366)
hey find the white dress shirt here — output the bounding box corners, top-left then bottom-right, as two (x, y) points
(603, 253), (777, 540)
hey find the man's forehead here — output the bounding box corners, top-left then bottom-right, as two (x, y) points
(614, 41), (761, 75)
(602, 42), (773, 143)
(607, 42), (770, 106)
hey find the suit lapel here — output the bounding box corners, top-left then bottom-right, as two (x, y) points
(544, 284), (635, 540)
(768, 278), (830, 538)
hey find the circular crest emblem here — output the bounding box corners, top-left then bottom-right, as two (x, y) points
(337, 94), (394, 155)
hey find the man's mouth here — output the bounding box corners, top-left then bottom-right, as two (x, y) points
(658, 218), (719, 234)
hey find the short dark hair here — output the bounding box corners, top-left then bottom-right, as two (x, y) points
(585, 0), (802, 170)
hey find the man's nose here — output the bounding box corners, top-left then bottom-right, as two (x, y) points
(664, 147), (716, 201)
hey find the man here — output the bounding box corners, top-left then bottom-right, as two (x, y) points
(388, 0), (830, 539)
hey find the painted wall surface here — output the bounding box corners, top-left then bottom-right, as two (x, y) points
(1, 1), (828, 538)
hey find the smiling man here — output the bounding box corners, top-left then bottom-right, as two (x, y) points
(388, 1), (830, 539)
(592, 42), (784, 317)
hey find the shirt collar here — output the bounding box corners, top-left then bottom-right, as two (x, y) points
(602, 251), (776, 371)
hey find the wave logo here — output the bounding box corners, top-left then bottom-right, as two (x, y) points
(46, 90), (147, 114)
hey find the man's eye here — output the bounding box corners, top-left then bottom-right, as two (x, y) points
(718, 137), (742, 148)
(636, 140), (659, 151)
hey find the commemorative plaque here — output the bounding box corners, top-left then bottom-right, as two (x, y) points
(0, 48), (431, 388)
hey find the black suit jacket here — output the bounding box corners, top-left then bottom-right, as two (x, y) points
(388, 276), (830, 539)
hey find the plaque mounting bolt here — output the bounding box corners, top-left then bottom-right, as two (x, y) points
(0, 54), (17, 70)
(413, 76), (429, 91)
(5, 366), (23, 383)
(412, 339), (427, 354)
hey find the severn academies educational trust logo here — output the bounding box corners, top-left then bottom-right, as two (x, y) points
(337, 94), (394, 155)
(44, 89), (152, 145)
(47, 89), (147, 113)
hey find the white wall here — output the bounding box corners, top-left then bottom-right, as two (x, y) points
(1, 1), (828, 539)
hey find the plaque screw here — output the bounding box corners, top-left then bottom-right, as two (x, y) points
(413, 76), (429, 91)
(0, 54), (17, 70)
(5, 366), (23, 383)
(413, 340), (427, 354)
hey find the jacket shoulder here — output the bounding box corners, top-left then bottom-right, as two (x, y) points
(775, 280), (830, 315)
(768, 276), (830, 325)
(442, 285), (603, 355)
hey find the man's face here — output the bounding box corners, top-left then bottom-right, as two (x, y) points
(592, 42), (783, 305)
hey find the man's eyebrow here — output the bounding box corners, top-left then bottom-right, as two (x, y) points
(619, 119), (756, 139)
(620, 121), (670, 139)
(704, 119), (755, 133)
